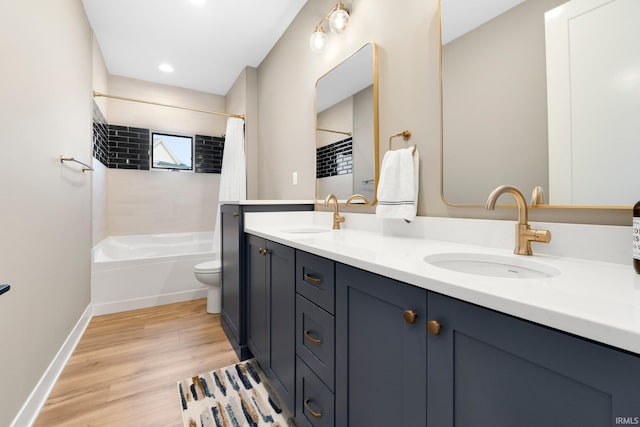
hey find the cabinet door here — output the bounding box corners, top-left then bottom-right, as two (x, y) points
(220, 205), (242, 343)
(246, 234), (267, 369)
(266, 240), (296, 412)
(335, 264), (427, 427)
(427, 291), (640, 427)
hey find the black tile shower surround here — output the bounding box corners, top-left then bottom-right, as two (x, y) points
(194, 134), (225, 173)
(316, 137), (353, 179)
(90, 109), (224, 173)
(108, 125), (150, 170)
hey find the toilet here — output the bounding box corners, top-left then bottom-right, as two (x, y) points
(194, 260), (222, 313)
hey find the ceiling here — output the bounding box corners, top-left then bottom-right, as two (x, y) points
(83, 0), (308, 96)
(441, 0), (525, 44)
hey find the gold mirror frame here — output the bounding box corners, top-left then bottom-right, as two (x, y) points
(314, 42), (379, 207)
(437, 0), (630, 211)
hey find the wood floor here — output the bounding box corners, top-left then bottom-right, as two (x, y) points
(35, 299), (238, 427)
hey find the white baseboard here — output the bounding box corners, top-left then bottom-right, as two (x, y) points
(91, 288), (207, 316)
(10, 303), (93, 427)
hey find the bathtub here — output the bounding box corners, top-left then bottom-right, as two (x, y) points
(91, 232), (216, 315)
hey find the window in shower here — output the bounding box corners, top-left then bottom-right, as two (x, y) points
(151, 132), (193, 171)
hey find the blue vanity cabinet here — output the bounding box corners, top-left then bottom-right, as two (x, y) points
(335, 264), (428, 427)
(245, 234), (296, 412)
(294, 250), (336, 427)
(220, 203), (312, 360)
(427, 291), (640, 427)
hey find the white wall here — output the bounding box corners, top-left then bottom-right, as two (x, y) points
(226, 66), (259, 199)
(92, 34), (109, 245)
(104, 76), (226, 236)
(0, 1), (93, 425)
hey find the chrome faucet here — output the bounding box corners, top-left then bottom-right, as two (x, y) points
(485, 185), (551, 255)
(324, 193), (345, 229)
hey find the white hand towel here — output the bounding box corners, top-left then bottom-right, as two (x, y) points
(376, 146), (419, 222)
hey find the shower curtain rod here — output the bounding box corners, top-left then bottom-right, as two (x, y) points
(316, 127), (352, 136)
(92, 91), (245, 119)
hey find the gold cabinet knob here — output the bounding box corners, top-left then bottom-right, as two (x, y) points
(427, 320), (442, 336)
(403, 309), (417, 324)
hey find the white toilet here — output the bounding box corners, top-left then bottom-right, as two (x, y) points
(194, 260), (222, 313)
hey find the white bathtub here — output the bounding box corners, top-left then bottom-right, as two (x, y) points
(91, 232), (216, 315)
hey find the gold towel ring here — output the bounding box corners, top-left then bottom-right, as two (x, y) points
(388, 130), (415, 154)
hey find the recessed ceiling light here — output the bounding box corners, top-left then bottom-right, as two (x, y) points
(189, 0), (206, 5)
(158, 63), (174, 73)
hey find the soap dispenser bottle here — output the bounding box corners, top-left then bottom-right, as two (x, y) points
(634, 201), (640, 273)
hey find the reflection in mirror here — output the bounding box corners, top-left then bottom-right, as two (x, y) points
(441, 0), (640, 207)
(316, 43), (378, 204)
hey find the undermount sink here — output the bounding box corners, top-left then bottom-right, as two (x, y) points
(424, 252), (560, 279)
(280, 227), (331, 234)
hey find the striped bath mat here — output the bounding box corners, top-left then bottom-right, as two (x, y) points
(178, 360), (294, 427)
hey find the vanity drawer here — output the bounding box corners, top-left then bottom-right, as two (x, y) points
(296, 294), (335, 391)
(296, 357), (335, 427)
(296, 250), (335, 314)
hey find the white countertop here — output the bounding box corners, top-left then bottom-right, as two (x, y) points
(245, 211), (640, 355)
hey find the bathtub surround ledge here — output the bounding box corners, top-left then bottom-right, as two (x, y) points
(10, 304), (93, 427)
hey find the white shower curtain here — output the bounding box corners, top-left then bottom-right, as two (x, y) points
(213, 117), (246, 254)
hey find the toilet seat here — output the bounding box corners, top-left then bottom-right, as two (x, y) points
(194, 260), (221, 274)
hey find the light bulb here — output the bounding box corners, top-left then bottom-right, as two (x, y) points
(329, 8), (349, 33)
(158, 63), (174, 73)
(309, 29), (327, 53)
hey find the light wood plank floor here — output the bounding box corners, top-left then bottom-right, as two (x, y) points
(35, 299), (238, 426)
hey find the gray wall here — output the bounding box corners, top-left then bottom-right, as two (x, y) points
(0, 1), (93, 425)
(442, 0), (564, 204)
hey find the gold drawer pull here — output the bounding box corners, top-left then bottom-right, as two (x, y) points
(304, 330), (322, 345)
(404, 309), (417, 324)
(303, 273), (322, 286)
(427, 320), (442, 336)
(304, 398), (322, 418)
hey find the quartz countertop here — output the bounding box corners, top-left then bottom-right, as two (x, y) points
(244, 211), (640, 355)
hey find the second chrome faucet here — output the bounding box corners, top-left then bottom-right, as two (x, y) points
(485, 185), (551, 256)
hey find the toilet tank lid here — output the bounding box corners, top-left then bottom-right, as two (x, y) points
(194, 260), (221, 273)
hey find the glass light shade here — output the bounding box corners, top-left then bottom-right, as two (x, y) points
(329, 8), (349, 33)
(309, 30), (327, 53)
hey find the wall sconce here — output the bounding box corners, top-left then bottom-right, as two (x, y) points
(309, 1), (350, 53)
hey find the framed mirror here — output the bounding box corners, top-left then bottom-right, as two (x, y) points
(440, 0), (639, 208)
(315, 43), (379, 205)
